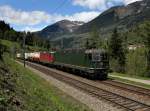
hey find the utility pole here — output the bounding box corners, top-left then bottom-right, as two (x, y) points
(61, 38), (63, 49)
(23, 32), (26, 67)
(11, 45), (16, 59)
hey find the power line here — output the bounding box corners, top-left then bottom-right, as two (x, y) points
(52, 0), (81, 22)
(52, 0), (69, 13)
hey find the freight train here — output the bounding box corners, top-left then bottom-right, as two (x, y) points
(17, 49), (109, 80)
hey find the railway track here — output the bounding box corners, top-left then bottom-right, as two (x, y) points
(99, 80), (150, 97)
(25, 61), (150, 111)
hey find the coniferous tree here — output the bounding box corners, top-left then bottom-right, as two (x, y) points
(101, 38), (109, 50)
(0, 40), (2, 59)
(90, 26), (99, 48)
(85, 38), (90, 49)
(109, 28), (126, 73)
(26, 32), (34, 46)
(45, 40), (51, 51)
(0, 40), (6, 60)
(0, 21), (11, 32)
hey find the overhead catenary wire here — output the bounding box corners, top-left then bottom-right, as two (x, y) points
(52, 0), (69, 14)
(50, 0), (70, 49)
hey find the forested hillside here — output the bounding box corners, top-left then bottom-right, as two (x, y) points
(108, 20), (150, 77)
(0, 21), (51, 51)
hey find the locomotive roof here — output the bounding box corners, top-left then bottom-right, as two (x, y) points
(85, 49), (106, 54)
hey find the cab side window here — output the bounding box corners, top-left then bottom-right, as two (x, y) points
(92, 53), (101, 61)
(88, 53), (92, 60)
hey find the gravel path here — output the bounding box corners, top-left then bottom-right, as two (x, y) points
(110, 75), (150, 85)
(17, 61), (122, 111)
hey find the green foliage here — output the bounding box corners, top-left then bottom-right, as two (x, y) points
(89, 26), (100, 49)
(139, 21), (150, 75)
(0, 20), (51, 52)
(109, 28), (126, 73)
(0, 40), (2, 59)
(102, 38), (109, 50)
(126, 48), (147, 77)
(1, 39), (19, 47)
(84, 25), (106, 49)
(44, 40), (51, 51)
(110, 58), (120, 72)
(0, 21), (11, 32)
(109, 20), (150, 77)
(0, 40), (7, 60)
(85, 38), (90, 49)
(26, 32), (34, 46)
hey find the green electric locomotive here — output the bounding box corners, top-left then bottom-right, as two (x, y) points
(53, 49), (109, 80)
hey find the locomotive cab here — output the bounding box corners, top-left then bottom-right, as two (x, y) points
(85, 49), (109, 79)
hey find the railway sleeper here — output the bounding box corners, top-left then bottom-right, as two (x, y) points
(115, 99), (131, 104)
(110, 98), (122, 101)
(98, 93), (108, 96)
(136, 107), (150, 111)
(124, 103), (141, 108)
(129, 105), (146, 110)
(119, 101), (133, 105)
(104, 95), (116, 98)
(107, 98), (119, 101)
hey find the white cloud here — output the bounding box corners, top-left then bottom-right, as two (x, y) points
(73, 0), (106, 10)
(20, 26), (44, 32)
(123, 0), (142, 5)
(0, 5), (51, 26)
(0, 5), (100, 31)
(54, 11), (100, 23)
(72, 0), (143, 10)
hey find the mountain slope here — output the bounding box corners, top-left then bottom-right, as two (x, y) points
(36, 20), (84, 39)
(75, 0), (150, 34)
(35, 0), (150, 48)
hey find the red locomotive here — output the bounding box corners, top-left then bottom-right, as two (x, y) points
(19, 52), (55, 63)
(40, 52), (55, 63)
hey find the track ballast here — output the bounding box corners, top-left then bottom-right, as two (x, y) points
(24, 61), (150, 111)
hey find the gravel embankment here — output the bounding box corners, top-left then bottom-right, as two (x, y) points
(17, 61), (123, 111)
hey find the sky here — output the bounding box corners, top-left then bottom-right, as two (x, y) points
(0, 0), (142, 32)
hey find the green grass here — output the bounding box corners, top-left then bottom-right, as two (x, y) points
(0, 39), (46, 51)
(1, 39), (20, 49)
(28, 45), (46, 51)
(110, 72), (150, 80)
(2, 54), (90, 111)
(109, 74), (150, 89)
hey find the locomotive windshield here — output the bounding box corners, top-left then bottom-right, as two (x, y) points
(85, 49), (109, 69)
(85, 49), (107, 61)
(92, 53), (101, 61)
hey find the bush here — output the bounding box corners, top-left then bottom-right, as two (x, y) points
(110, 58), (120, 72)
(126, 48), (147, 77)
(0, 41), (7, 60)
